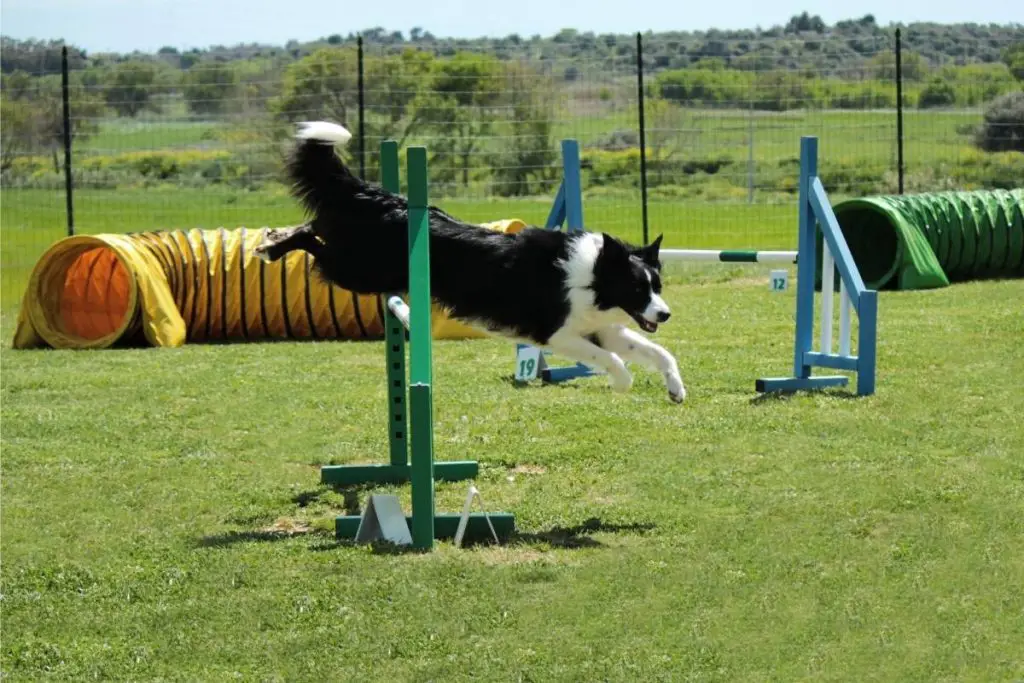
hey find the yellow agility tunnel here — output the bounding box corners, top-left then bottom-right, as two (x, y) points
(13, 220), (528, 350)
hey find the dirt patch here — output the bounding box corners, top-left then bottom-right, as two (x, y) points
(471, 547), (580, 567)
(261, 517), (313, 535)
(510, 464), (547, 475)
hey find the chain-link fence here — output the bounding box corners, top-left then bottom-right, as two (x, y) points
(3, 29), (1022, 311)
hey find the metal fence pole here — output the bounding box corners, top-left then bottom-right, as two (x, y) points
(61, 45), (75, 237)
(357, 35), (366, 180)
(895, 28), (905, 195)
(635, 32), (649, 245)
(747, 100), (755, 204)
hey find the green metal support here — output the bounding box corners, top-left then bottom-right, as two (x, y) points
(320, 141), (479, 490)
(382, 141), (409, 471)
(326, 141), (516, 549)
(406, 147), (436, 550)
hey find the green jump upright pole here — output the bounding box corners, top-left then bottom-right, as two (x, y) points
(405, 146), (436, 550)
(327, 142), (516, 547)
(380, 141), (409, 472)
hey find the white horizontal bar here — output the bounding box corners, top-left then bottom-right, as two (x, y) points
(661, 249), (798, 264)
(386, 295), (411, 330)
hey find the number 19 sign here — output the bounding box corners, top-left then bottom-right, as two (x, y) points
(514, 345), (543, 382)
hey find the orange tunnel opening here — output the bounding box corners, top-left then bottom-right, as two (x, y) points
(57, 247), (133, 341)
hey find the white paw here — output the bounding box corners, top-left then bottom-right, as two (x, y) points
(254, 244), (273, 263)
(665, 372), (686, 404)
(608, 369), (633, 393)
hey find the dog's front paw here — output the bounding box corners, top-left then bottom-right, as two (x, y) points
(254, 243), (274, 263)
(608, 369), (633, 393)
(665, 372), (686, 404)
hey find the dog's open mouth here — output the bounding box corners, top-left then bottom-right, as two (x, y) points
(631, 313), (658, 333)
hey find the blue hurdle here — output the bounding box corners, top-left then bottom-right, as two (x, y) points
(513, 139), (601, 385)
(755, 136), (878, 396)
(514, 135), (879, 397)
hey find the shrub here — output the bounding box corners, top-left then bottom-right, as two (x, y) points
(918, 77), (957, 109)
(974, 91), (1024, 153)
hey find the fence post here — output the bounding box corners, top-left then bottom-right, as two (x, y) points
(635, 32), (650, 246)
(895, 28), (905, 195)
(357, 35), (366, 180)
(747, 100), (755, 204)
(61, 45), (75, 237)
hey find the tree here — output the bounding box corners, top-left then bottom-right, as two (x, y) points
(1002, 43), (1024, 82)
(105, 60), (161, 117)
(643, 99), (696, 185)
(975, 91), (1024, 153)
(273, 46), (433, 177)
(0, 71), (104, 172)
(784, 12), (827, 34)
(0, 37), (88, 74)
(488, 62), (557, 197)
(869, 50), (928, 82)
(0, 98), (35, 171)
(183, 60), (239, 115)
(415, 52), (504, 189)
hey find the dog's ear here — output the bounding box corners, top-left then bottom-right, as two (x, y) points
(635, 234), (664, 268)
(601, 233), (631, 262)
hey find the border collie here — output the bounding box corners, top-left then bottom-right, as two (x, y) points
(256, 121), (686, 403)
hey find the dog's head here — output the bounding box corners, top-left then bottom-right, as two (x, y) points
(592, 233), (670, 333)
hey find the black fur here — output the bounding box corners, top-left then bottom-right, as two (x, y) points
(264, 129), (666, 346)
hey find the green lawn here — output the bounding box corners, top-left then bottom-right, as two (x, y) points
(553, 106), (979, 164)
(3, 268), (1022, 680)
(76, 120), (225, 153)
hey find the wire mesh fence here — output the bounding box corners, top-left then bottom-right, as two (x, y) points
(2, 29), (1022, 313)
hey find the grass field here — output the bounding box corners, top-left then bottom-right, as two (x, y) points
(3, 265), (1023, 680)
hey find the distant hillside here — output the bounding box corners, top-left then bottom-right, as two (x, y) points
(3, 13), (1024, 77)
(2, 13), (1021, 200)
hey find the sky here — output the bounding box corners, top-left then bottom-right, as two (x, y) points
(1, 0), (1020, 54)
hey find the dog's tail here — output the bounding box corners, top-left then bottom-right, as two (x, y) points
(286, 121), (356, 214)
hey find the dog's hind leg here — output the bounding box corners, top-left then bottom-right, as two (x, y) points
(596, 324), (686, 403)
(544, 330), (633, 393)
(254, 223), (323, 263)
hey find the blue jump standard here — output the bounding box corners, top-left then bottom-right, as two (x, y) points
(521, 135), (879, 397)
(755, 136), (878, 396)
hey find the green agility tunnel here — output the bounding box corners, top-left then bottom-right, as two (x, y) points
(822, 188), (1024, 291)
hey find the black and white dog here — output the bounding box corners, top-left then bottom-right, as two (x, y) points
(257, 121), (686, 403)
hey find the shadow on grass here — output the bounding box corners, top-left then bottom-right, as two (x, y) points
(506, 517), (656, 550)
(196, 527), (329, 549)
(306, 517), (657, 555)
(749, 386), (861, 404)
(291, 483), (379, 517)
(200, 481), (656, 554)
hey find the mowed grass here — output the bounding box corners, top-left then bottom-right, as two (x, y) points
(554, 106), (978, 165)
(76, 120), (224, 153)
(0, 187), (795, 310)
(2, 267), (1023, 680)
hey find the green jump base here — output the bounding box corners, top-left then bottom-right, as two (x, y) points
(335, 512), (517, 543)
(320, 461), (480, 486)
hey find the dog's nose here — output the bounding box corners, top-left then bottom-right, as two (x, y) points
(657, 311), (671, 323)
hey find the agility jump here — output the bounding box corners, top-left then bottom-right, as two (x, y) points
(517, 136), (879, 397)
(322, 141), (515, 550)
